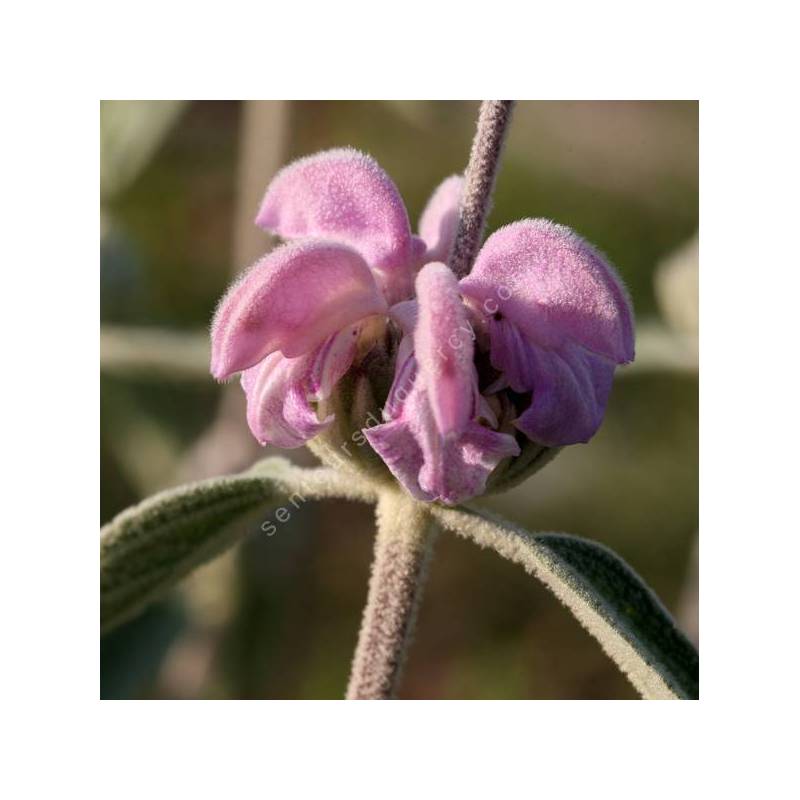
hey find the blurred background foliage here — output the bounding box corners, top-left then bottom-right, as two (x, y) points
(100, 100), (698, 699)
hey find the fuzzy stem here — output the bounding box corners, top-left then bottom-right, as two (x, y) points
(449, 100), (516, 279)
(346, 492), (437, 699)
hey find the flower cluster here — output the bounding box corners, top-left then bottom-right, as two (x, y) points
(211, 149), (634, 504)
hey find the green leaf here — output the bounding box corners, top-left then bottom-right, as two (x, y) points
(101, 456), (698, 699)
(100, 458), (376, 634)
(430, 504), (698, 699)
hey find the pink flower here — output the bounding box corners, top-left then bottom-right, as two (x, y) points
(210, 149), (465, 447)
(366, 221), (635, 504)
(210, 147), (634, 505)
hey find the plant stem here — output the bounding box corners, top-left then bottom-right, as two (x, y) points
(345, 102), (514, 699)
(346, 492), (437, 699)
(449, 100), (516, 279)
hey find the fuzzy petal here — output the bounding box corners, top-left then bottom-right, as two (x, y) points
(306, 325), (360, 401)
(241, 353), (328, 448)
(418, 175), (463, 263)
(364, 406), (429, 501)
(211, 240), (386, 380)
(388, 299), (417, 336)
(461, 219), (635, 363)
(486, 315), (538, 393)
(514, 344), (616, 446)
(241, 327), (361, 448)
(415, 262), (475, 437)
(421, 420), (520, 504)
(365, 379), (519, 505)
(283, 383), (331, 441)
(383, 348), (417, 422)
(255, 148), (415, 270)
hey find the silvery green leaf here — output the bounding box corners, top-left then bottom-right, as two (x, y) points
(100, 458), (376, 633)
(430, 504), (698, 699)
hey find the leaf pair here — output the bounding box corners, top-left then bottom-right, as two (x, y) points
(100, 457), (698, 699)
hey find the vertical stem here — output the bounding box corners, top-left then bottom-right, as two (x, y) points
(346, 492), (437, 699)
(345, 102), (515, 699)
(449, 100), (516, 279)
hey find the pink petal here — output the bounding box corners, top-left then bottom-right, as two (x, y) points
(415, 262), (475, 437)
(382, 300), (420, 419)
(306, 325), (360, 401)
(418, 175), (463, 263)
(486, 315), (538, 392)
(240, 328), (360, 448)
(255, 148), (414, 270)
(514, 344), (617, 446)
(388, 299), (417, 336)
(283, 383), (331, 441)
(365, 378), (518, 505)
(382, 346), (417, 422)
(364, 403), (428, 501)
(210, 240), (386, 380)
(241, 353), (328, 448)
(420, 419), (519, 504)
(461, 219), (635, 363)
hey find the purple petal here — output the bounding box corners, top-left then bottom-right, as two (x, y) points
(240, 328), (361, 448)
(388, 298), (418, 336)
(382, 348), (417, 422)
(211, 240), (386, 380)
(255, 148), (415, 270)
(420, 420), (519, 505)
(364, 402), (429, 501)
(486, 315), (538, 392)
(365, 378), (519, 505)
(418, 175), (463, 263)
(461, 219), (635, 363)
(514, 344), (617, 446)
(415, 262), (475, 437)
(241, 352), (329, 448)
(306, 325), (360, 401)
(283, 383), (331, 441)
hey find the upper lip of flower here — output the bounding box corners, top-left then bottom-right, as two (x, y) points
(209, 238), (388, 381)
(460, 219), (635, 365)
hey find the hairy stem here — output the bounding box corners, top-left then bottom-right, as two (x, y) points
(449, 100), (516, 279)
(344, 103), (514, 698)
(346, 492), (437, 699)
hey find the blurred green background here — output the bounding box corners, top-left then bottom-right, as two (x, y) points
(100, 100), (698, 699)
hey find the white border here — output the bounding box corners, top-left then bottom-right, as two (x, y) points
(3, 1), (798, 796)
